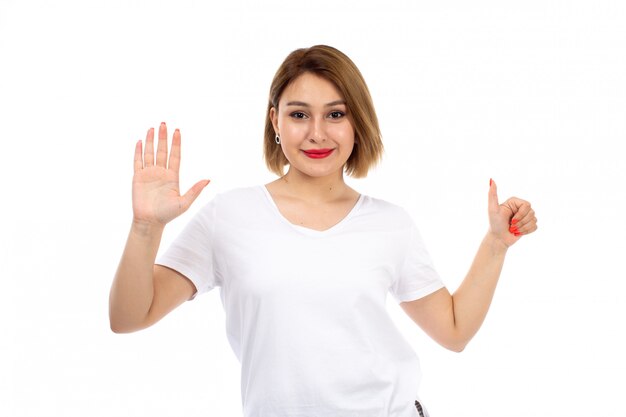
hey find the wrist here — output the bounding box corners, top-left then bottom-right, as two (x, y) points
(484, 231), (509, 255)
(131, 218), (166, 238)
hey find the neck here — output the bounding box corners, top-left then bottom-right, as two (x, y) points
(280, 168), (351, 203)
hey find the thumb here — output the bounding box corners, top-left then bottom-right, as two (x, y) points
(488, 178), (499, 212)
(180, 179), (210, 213)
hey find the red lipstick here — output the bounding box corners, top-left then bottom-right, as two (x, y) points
(303, 148), (334, 159)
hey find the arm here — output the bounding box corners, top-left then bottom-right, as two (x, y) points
(109, 223), (197, 333)
(400, 179), (537, 352)
(109, 123), (209, 333)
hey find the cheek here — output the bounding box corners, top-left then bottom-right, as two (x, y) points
(331, 124), (355, 144)
(279, 120), (305, 139)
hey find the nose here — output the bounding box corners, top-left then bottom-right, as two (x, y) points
(308, 117), (326, 143)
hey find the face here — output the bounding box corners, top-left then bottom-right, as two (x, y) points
(270, 72), (355, 180)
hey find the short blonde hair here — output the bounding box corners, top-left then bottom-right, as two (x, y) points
(264, 45), (383, 178)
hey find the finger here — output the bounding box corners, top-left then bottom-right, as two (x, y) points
(169, 128), (181, 172)
(508, 199), (532, 223)
(508, 201), (535, 235)
(145, 126), (155, 166)
(134, 140), (143, 172)
(513, 209), (537, 234)
(156, 121), (168, 168)
(179, 179), (210, 213)
(488, 178), (499, 213)
(512, 219), (537, 235)
(516, 220), (538, 235)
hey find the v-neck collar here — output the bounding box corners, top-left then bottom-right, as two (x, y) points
(260, 185), (364, 237)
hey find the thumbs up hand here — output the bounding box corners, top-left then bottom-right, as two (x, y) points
(488, 179), (537, 248)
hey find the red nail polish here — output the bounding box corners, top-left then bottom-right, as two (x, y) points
(490, 178), (493, 187)
(511, 218), (519, 225)
(514, 232), (521, 237)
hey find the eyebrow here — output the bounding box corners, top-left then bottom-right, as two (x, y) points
(285, 100), (346, 107)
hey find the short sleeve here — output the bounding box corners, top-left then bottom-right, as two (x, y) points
(156, 198), (220, 299)
(390, 222), (445, 303)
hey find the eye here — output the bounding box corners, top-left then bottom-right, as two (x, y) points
(290, 111), (307, 119)
(328, 111), (346, 119)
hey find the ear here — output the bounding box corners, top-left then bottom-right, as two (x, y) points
(269, 107), (279, 136)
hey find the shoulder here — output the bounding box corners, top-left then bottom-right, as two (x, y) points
(356, 194), (416, 229)
(198, 185), (270, 227)
(212, 185), (265, 205)
(360, 194), (412, 218)
(215, 185), (264, 200)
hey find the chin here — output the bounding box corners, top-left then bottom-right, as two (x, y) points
(288, 164), (341, 179)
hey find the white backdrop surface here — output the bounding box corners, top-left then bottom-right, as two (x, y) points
(1, 1), (625, 416)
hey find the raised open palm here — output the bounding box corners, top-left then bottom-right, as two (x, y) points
(132, 122), (209, 226)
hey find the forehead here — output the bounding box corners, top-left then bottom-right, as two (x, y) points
(279, 72), (344, 104)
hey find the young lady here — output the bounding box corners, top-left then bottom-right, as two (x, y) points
(110, 45), (537, 417)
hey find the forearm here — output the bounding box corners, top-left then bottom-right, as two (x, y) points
(403, 182), (536, 352)
(109, 221), (164, 333)
(451, 232), (508, 347)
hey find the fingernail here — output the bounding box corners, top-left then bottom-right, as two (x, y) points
(161, 122), (166, 126)
(514, 232), (521, 237)
(490, 178), (493, 187)
(509, 226), (519, 234)
(511, 218), (519, 225)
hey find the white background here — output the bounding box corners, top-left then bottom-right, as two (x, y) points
(1, 1), (625, 416)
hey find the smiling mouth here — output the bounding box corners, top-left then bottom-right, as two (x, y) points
(302, 149), (334, 159)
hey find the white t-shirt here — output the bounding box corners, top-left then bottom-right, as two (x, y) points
(157, 186), (444, 417)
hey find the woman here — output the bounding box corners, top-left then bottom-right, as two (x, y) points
(109, 45), (537, 417)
